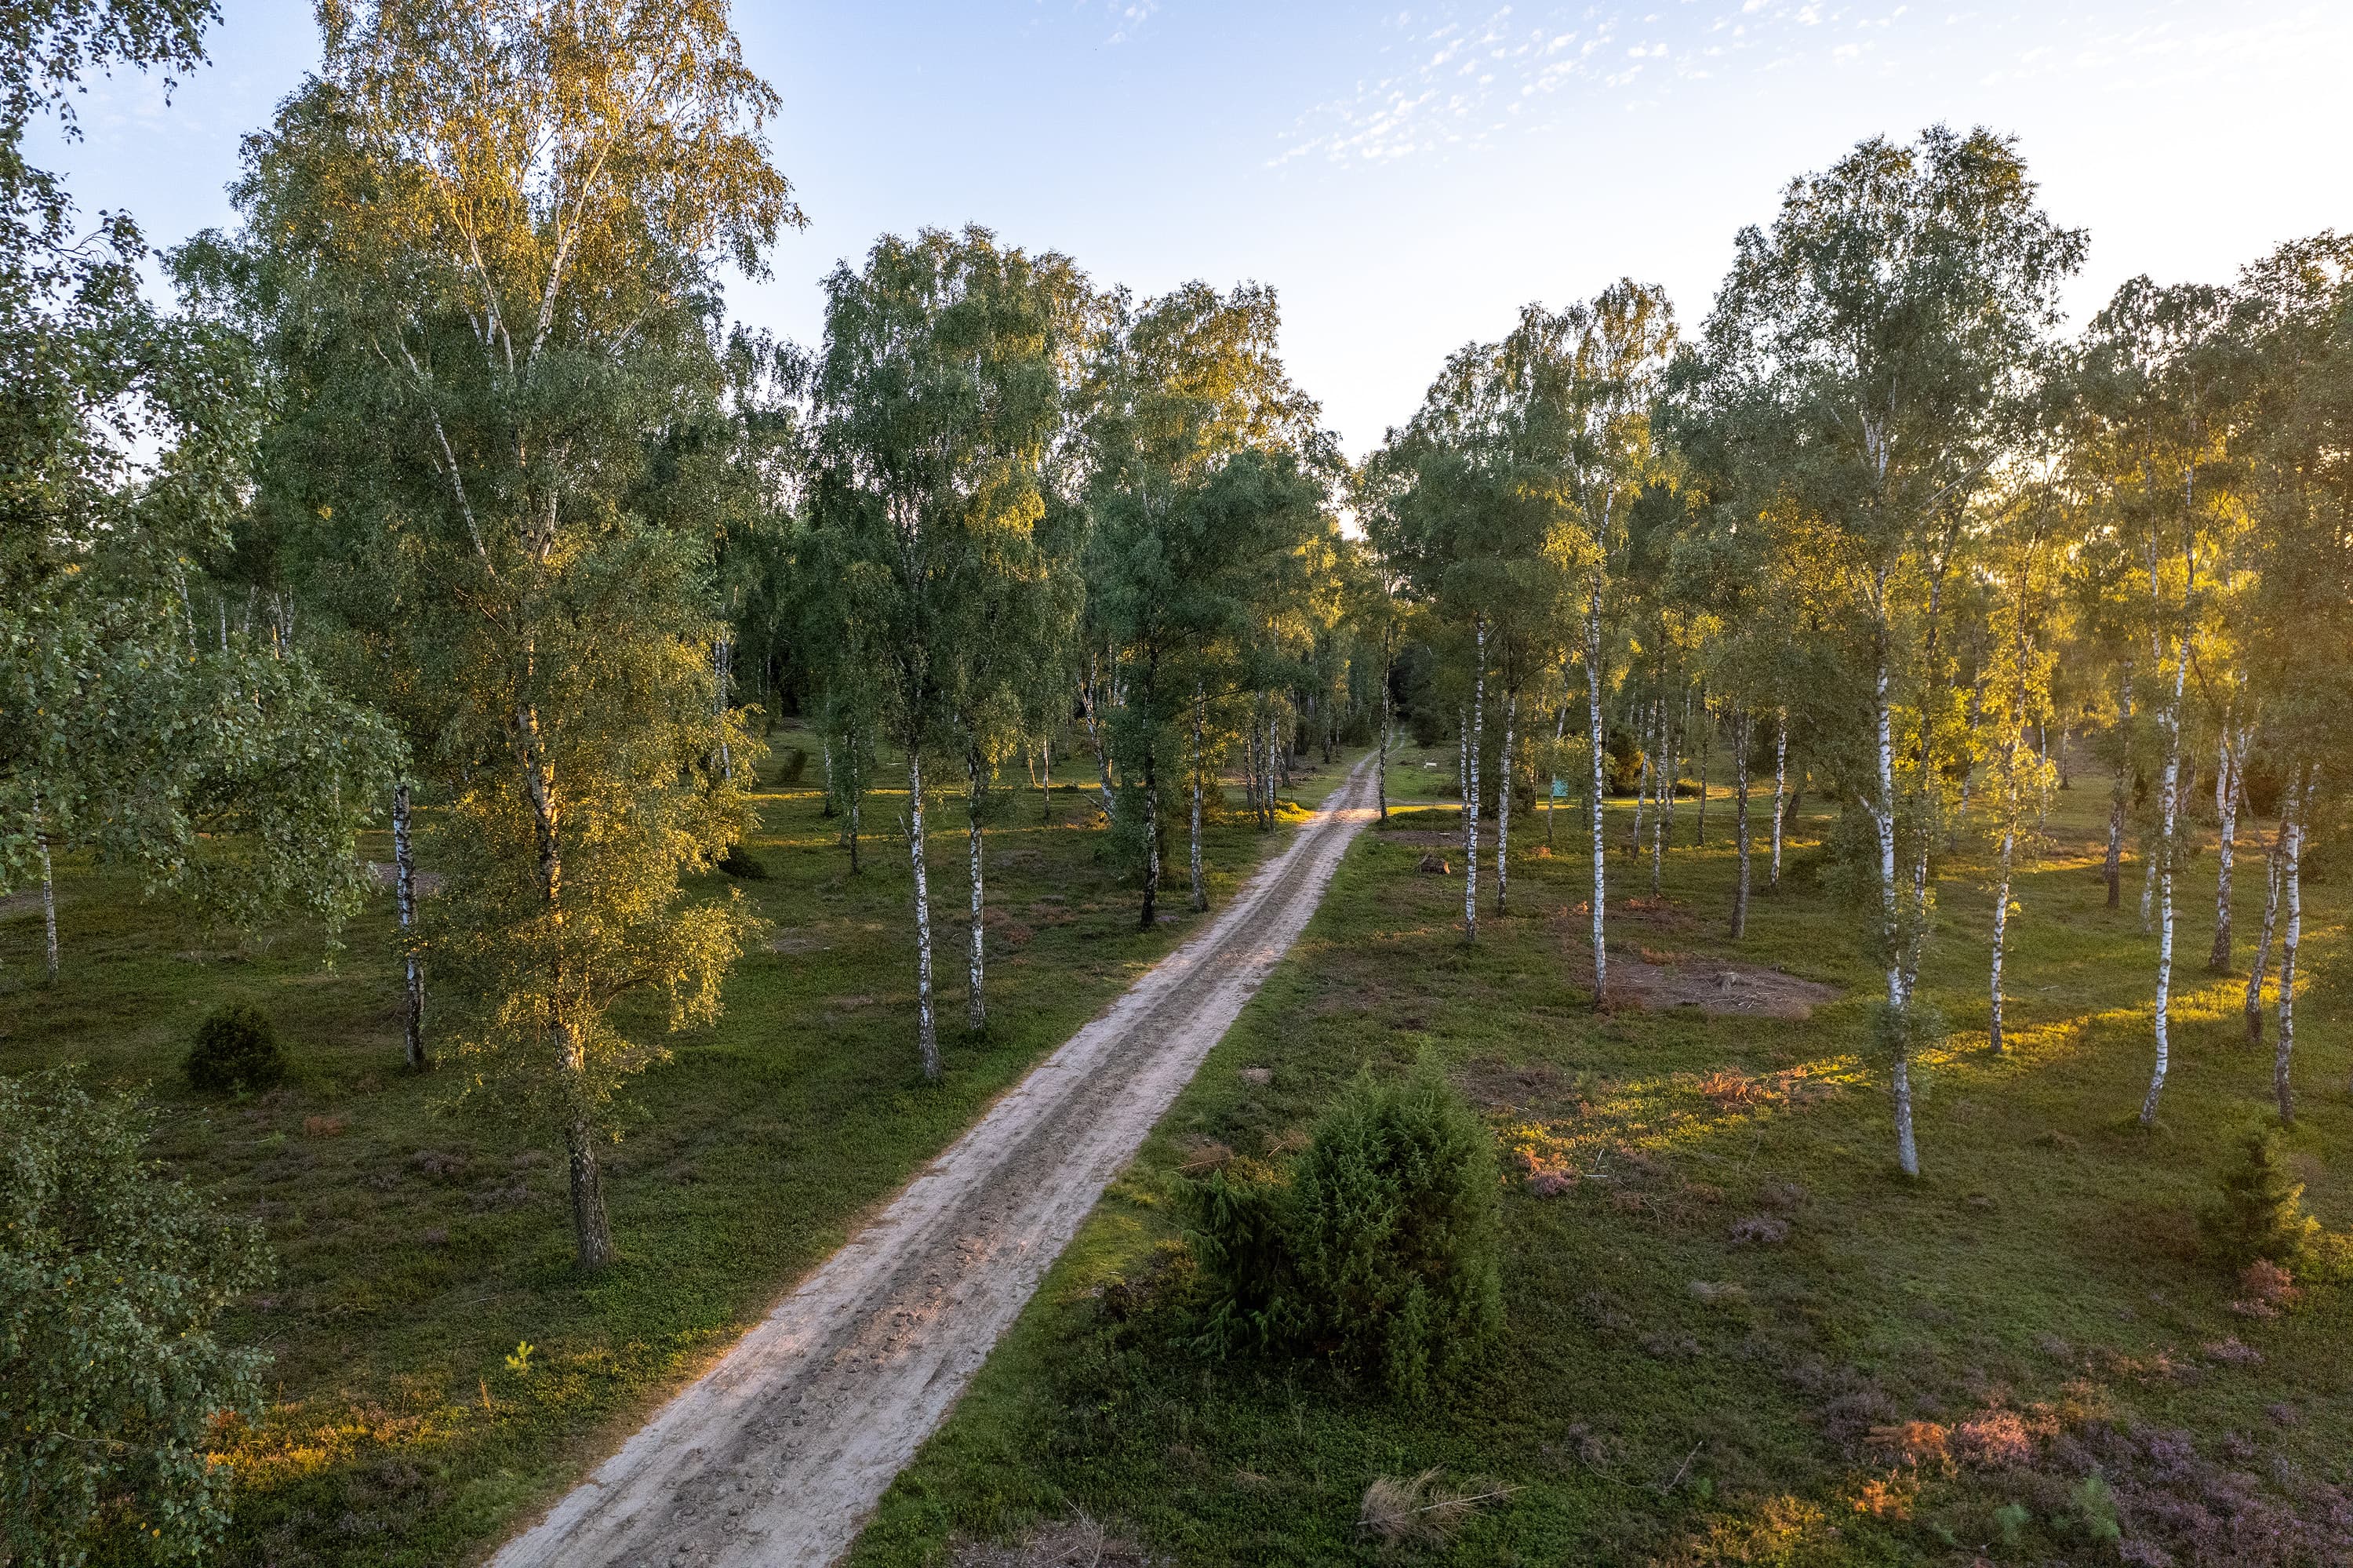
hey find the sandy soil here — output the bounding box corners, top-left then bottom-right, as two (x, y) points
(489, 760), (1377, 1568)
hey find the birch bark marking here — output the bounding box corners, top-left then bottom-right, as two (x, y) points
(1989, 697), (2023, 1056)
(1189, 686), (1208, 912)
(1628, 700), (1649, 857)
(1770, 711), (1787, 887)
(1463, 618), (1486, 943)
(1729, 710), (1751, 940)
(1079, 660), (1115, 824)
(2246, 811), (2288, 1042)
(1377, 646), (1393, 823)
(1586, 591), (1609, 1009)
(2139, 644), (2188, 1126)
(34, 794), (58, 984)
(2275, 769), (2310, 1123)
(966, 749), (987, 1033)
(907, 749), (939, 1079)
(1496, 691), (1517, 915)
(395, 782), (427, 1071)
(2208, 727), (2242, 973)
(1871, 591), (1918, 1177)
(1662, 696), (1682, 849)
(1039, 735), (1053, 822)
(1649, 697), (1667, 898)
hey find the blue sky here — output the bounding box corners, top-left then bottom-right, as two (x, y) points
(33, 0), (2353, 457)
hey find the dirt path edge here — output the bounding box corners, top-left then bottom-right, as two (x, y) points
(490, 759), (1378, 1568)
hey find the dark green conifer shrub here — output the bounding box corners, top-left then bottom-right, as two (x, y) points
(184, 1003), (289, 1093)
(1178, 1064), (1502, 1402)
(777, 746), (808, 786)
(2200, 1124), (2319, 1271)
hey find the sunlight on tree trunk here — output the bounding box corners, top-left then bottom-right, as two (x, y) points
(2140, 647), (2188, 1126)
(1496, 690), (1515, 915)
(1770, 710), (1787, 887)
(966, 749), (987, 1034)
(908, 749), (938, 1081)
(1729, 710), (1751, 939)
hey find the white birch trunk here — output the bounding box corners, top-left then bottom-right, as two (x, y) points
(2275, 770), (2308, 1123)
(1649, 697), (1666, 898)
(2208, 729), (2241, 974)
(1664, 696), (1682, 848)
(1873, 613), (1918, 1177)
(2139, 648), (2188, 1126)
(1080, 667), (1116, 824)
(1377, 648), (1392, 823)
(966, 750), (987, 1034)
(1467, 624), (1486, 941)
(908, 749), (939, 1079)
(1586, 593), (1609, 1008)
(1190, 686), (1207, 912)
(1729, 710), (1751, 939)
(1990, 821), (2015, 1056)
(1496, 692), (1516, 915)
(1770, 711), (1787, 886)
(395, 781), (426, 1071)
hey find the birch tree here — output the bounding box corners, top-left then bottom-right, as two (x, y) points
(1693, 126), (2083, 1175)
(802, 227), (1085, 1078)
(209, 0), (787, 1268)
(2075, 278), (2242, 1126)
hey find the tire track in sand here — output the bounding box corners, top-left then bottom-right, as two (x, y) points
(492, 757), (1380, 1568)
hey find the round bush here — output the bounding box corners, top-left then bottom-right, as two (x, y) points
(1286, 1066), (1504, 1401)
(184, 1003), (289, 1093)
(1179, 1062), (1503, 1402)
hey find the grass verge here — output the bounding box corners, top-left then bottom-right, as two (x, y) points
(849, 747), (2352, 1566)
(0, 733), (1353, 1566)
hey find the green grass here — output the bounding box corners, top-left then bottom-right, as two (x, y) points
(0, 730), (1354, 1566)
(847, 748), (2353, 1566)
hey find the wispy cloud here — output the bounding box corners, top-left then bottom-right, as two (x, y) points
(1264, 1), (2349, 170)
(1101, 0), (1160, 45)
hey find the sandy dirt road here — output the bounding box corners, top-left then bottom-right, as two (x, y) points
(491, 758), (1378, 1568)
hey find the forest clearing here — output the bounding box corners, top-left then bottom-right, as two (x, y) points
(6, 1), (2353, 1566)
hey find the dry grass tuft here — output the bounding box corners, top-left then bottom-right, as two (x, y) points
(1358, 1469), (1511, 1543)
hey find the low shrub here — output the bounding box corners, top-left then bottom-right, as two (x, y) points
(184, 1002), (289, 1093)
(776, 746), (808, 786)
(2199, 1124), (2319, 1271)
(1177, 1062), (1503, 1402)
